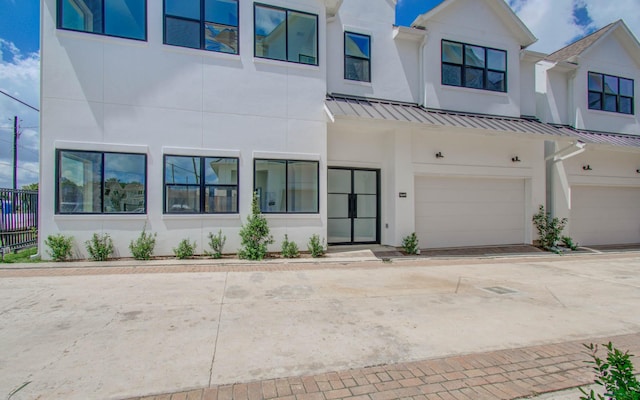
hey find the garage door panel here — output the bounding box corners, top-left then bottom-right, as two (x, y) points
(571, 186), (640, 245)
(415, 177), (525, 248)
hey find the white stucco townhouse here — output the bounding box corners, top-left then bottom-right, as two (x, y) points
(39, 0), (640, 259)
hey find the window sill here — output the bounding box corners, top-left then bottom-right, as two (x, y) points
(54, 213), (149, 221)
(161, 214), (240, 221)
(253, 56), (319, 71)
(162, 44), (242, 62)
(441, 84), (509, 97)
(56, 29), (148, 47)
(344, 79), (372, 87)
(587, 108), (636, 118)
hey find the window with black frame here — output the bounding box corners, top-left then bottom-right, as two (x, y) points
(254, 3), (318, 65)
(588, 72), (634, 115)
(56, 150), (147, 214)
(164, 155), (238, 214)
(344, 32), (371, 82)
(57, 0), (147, 40)
(164, 0), (239, 54)
(441, 40), (507, 92)
(254, 159), (318, 213)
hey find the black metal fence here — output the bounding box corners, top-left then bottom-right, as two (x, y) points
(0, 188), (38, 257)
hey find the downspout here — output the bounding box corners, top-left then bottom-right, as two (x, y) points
(419, 34), (428, 106)
(544, 141), (586, 217)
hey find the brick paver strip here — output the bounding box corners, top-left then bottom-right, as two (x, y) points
(118, 332), (640, 400)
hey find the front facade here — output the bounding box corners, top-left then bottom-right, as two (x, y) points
(39, 0), (640, 258)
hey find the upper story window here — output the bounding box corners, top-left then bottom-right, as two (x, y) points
(164, 155), (239, 214)
(164, 0), (239, 54)
(56, 150), (147, 214)
(441, 40), (507, 92)
(254, 3), (318, 66)
(254, 159), (319, 214)
(57, 0), (147, 41)
(588, 72), (634, 115)
(344, 32), (371, 82)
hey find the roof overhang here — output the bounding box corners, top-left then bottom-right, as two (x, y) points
(557, 126), (640, 151)
(324, 0), (343, 18)
(393, 26), (427, 42)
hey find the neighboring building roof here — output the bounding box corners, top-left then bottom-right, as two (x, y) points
(546, 22), (616, 62)
(325, 94), (571, 137)
(557, 126), (640, 148)
(411, 0), (537, 48)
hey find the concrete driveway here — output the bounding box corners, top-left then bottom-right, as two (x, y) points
(1, 253), (640, 399)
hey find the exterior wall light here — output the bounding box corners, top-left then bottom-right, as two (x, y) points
(435, 151), (444, 159)
(583, 165), (592, 171)
(636, 169), (640, 173)
(511, 156), (521, 162)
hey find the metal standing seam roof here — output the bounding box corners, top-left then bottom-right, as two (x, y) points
(325, 94), (572, 138)
(558, 127), (640, 148)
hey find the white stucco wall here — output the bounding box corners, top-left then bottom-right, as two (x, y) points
(40, 0), (329, 258)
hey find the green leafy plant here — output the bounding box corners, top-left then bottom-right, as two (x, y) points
(401, 232), (420, 255)
(238, 192), (274, 260)
(561, 235), (578, 251)
(580, 342), (640, 400)
(307, 234), (325, 258)
(45, 234), (74, 262)
(85, 233), (114, 261)
(173, 238), (196, 259)
(532, 205), (568, 251)
(205, 230), (226, 259)
(281, 234), (300, 258)
(129, 227), (157, 260)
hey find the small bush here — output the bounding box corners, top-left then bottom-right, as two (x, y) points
(402, 232), (420, 255)
(45, 234), (74, 262)
(238, 192), (274, 260)
(580, 342), (640, 400)
(307, 234), (325, 258)
(205, 230), (226, 259)
(561, 236), (578, 251)
(85, 233), (114, 261)
(281, 234), (300, 258)
(129, 227), (157, 260)
(532, 205), (568, 251)
(173, 238), (196, 259)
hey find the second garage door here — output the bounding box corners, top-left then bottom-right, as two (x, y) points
(415, 177), (526, 248)
(571, 186), (640, 246)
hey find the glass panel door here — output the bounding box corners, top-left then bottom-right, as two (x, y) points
(328, 168), (379, 244)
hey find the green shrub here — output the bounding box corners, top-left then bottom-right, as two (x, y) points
(45, 234), (74, 262)
(307, 234), (325, 258)
(401, 232), (420, 255)
(238, 192), (274, 260)
(561, 236), (578, 251)
(173, 238), (196, 259)
(129, 227), (157, 260)
(281, 234), (300, 258)
(205, 230), (226, 259)
(532, 205), (568, 251)
(85, 233), (114, 261)
(580, 342), (640, 400)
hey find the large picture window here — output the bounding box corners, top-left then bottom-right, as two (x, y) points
(254, 3), (318, 65)
(588, 72), (634, 115)
(164, 0), (239, 54)
(441, 40), (507, 92)
(58, 0), (147, 40)
(56, 150), (147, 214)
(254, 159), (319, 213)
(344, 32), (371, 82)
(164, 155), (238, 214)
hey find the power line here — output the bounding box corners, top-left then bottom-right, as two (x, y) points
(0, 89), (39, 112)
(0, 161), (39, 175)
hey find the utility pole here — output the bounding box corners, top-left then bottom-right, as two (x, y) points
(13, 116), (19, 190)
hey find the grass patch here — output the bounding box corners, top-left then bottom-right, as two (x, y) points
(1, 247), (40, 263)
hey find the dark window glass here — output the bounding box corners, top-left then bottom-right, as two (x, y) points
(58, 0), (147, 40)
(441, 40), (506, 92)
(254, 4), (318, 66)
(164, 0), (239, 54)
(344, 32), (371, 82)
(254, 159), (319, 214)
(57, 150), (146, 214)
(588, 72), (634, 114)
(164, 155), (238, 214)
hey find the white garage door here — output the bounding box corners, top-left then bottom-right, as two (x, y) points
(415, 177), (526, 248)
(571, 186), (640, 246)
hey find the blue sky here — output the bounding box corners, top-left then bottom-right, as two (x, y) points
(1, 0), (640, 188)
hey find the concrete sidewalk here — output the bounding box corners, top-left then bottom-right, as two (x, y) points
(2, 253), (640, 399)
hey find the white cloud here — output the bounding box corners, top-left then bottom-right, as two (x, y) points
(509, 0), (640, 54)
(0, 39), (40, 189)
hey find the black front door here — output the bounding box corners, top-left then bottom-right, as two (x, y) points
(328, 167), (380, 244)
